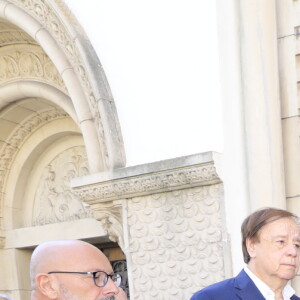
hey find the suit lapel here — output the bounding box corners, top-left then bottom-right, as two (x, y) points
(233, 270), (266, 300)
(235, 284), (266, 300)
(231, 270), (300, 300)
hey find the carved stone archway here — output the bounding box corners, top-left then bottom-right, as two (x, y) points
(0, 1), (126, 299)
(0, 0), (125, 172)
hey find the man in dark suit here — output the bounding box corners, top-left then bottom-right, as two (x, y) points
(190, 207), (300, 300)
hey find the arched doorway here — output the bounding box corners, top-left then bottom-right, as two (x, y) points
(0, 1), (126, 299)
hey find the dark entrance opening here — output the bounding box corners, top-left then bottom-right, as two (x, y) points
(95, 242), (130, 299)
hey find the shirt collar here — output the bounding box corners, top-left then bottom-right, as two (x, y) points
(244, 266), (295, 300)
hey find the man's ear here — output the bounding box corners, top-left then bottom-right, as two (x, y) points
(246, 237), (257, 259)
(35, 273), (58, 299)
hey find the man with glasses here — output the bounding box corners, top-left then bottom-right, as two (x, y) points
(30, 239), (125, 300)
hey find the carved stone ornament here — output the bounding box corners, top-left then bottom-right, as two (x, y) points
(32, 146), (92, 225)
(74, 164), (220, 204)
(0, 19), (37, 46)
(92, 200), (124, 250)
(0, 109), (69, 225)
(0, 45), (66, 91)
(0, 109), (68, 193)
(7, 0), (109, 162)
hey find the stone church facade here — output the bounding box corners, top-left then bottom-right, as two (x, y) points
(0, 1), (299, 300)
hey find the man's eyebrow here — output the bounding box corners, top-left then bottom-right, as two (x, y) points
(94, 269), (114, 274)
(270, 234), (288, 238)
(270, 234), (300, 241)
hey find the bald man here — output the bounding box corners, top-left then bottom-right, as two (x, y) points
(30, 240), (124, 300)
(0, 295), (11, 300)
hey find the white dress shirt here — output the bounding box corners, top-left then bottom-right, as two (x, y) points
(244, 266), (295, 300)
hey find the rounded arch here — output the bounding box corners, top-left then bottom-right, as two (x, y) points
(0, 0), (126, 172)
(0, 93), (84, 227)
(0, 81), (77, 121)
(4, 118), (84, 229)
(0, 3), (127, 298)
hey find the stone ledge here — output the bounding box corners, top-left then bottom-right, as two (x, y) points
(72, 152), (223, 203)
(5, 218), (108, 249)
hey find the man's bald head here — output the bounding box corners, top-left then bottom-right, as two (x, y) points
(30, 240), (119, 299)
(30, 240), (107, 287)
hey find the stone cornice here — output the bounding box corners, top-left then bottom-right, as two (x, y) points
(73, 157), (222, 203)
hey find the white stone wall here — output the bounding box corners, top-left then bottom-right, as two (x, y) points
(127, 185), (225, 300)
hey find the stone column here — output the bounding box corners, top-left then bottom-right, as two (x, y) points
(276, 0), (300, 213)
(240, 0), (286, 209)
(216, 0), (250, 274)
(0, 248), (31, 300)
(276, 0), (300, 293)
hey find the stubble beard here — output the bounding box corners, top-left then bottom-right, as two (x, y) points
(58, 284), (79, 300)
(58, 284), (115, 300)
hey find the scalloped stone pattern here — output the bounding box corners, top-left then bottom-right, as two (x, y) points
(127, 184), (226, 300)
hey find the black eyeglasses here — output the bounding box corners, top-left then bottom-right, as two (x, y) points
(48, 270), (122, 288)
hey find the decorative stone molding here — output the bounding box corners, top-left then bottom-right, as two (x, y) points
(0, 19), (36, 46)
(0, 45), (66, 91)
(0, 109), (68, 180)
(53, 0), (84, 28)
(33, 146), (92, 226)
(0, 109), (69, 222)
(92, 200), (124, 250)
(73, 163), (220, 203)
(71, 153), (228, 298)
(8, 0), (109, 162)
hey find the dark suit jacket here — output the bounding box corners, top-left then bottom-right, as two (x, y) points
(190, 269), (300, 300)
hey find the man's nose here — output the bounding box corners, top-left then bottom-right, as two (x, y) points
(286, 243), (299, 256)
(101, 277), (120, 296)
